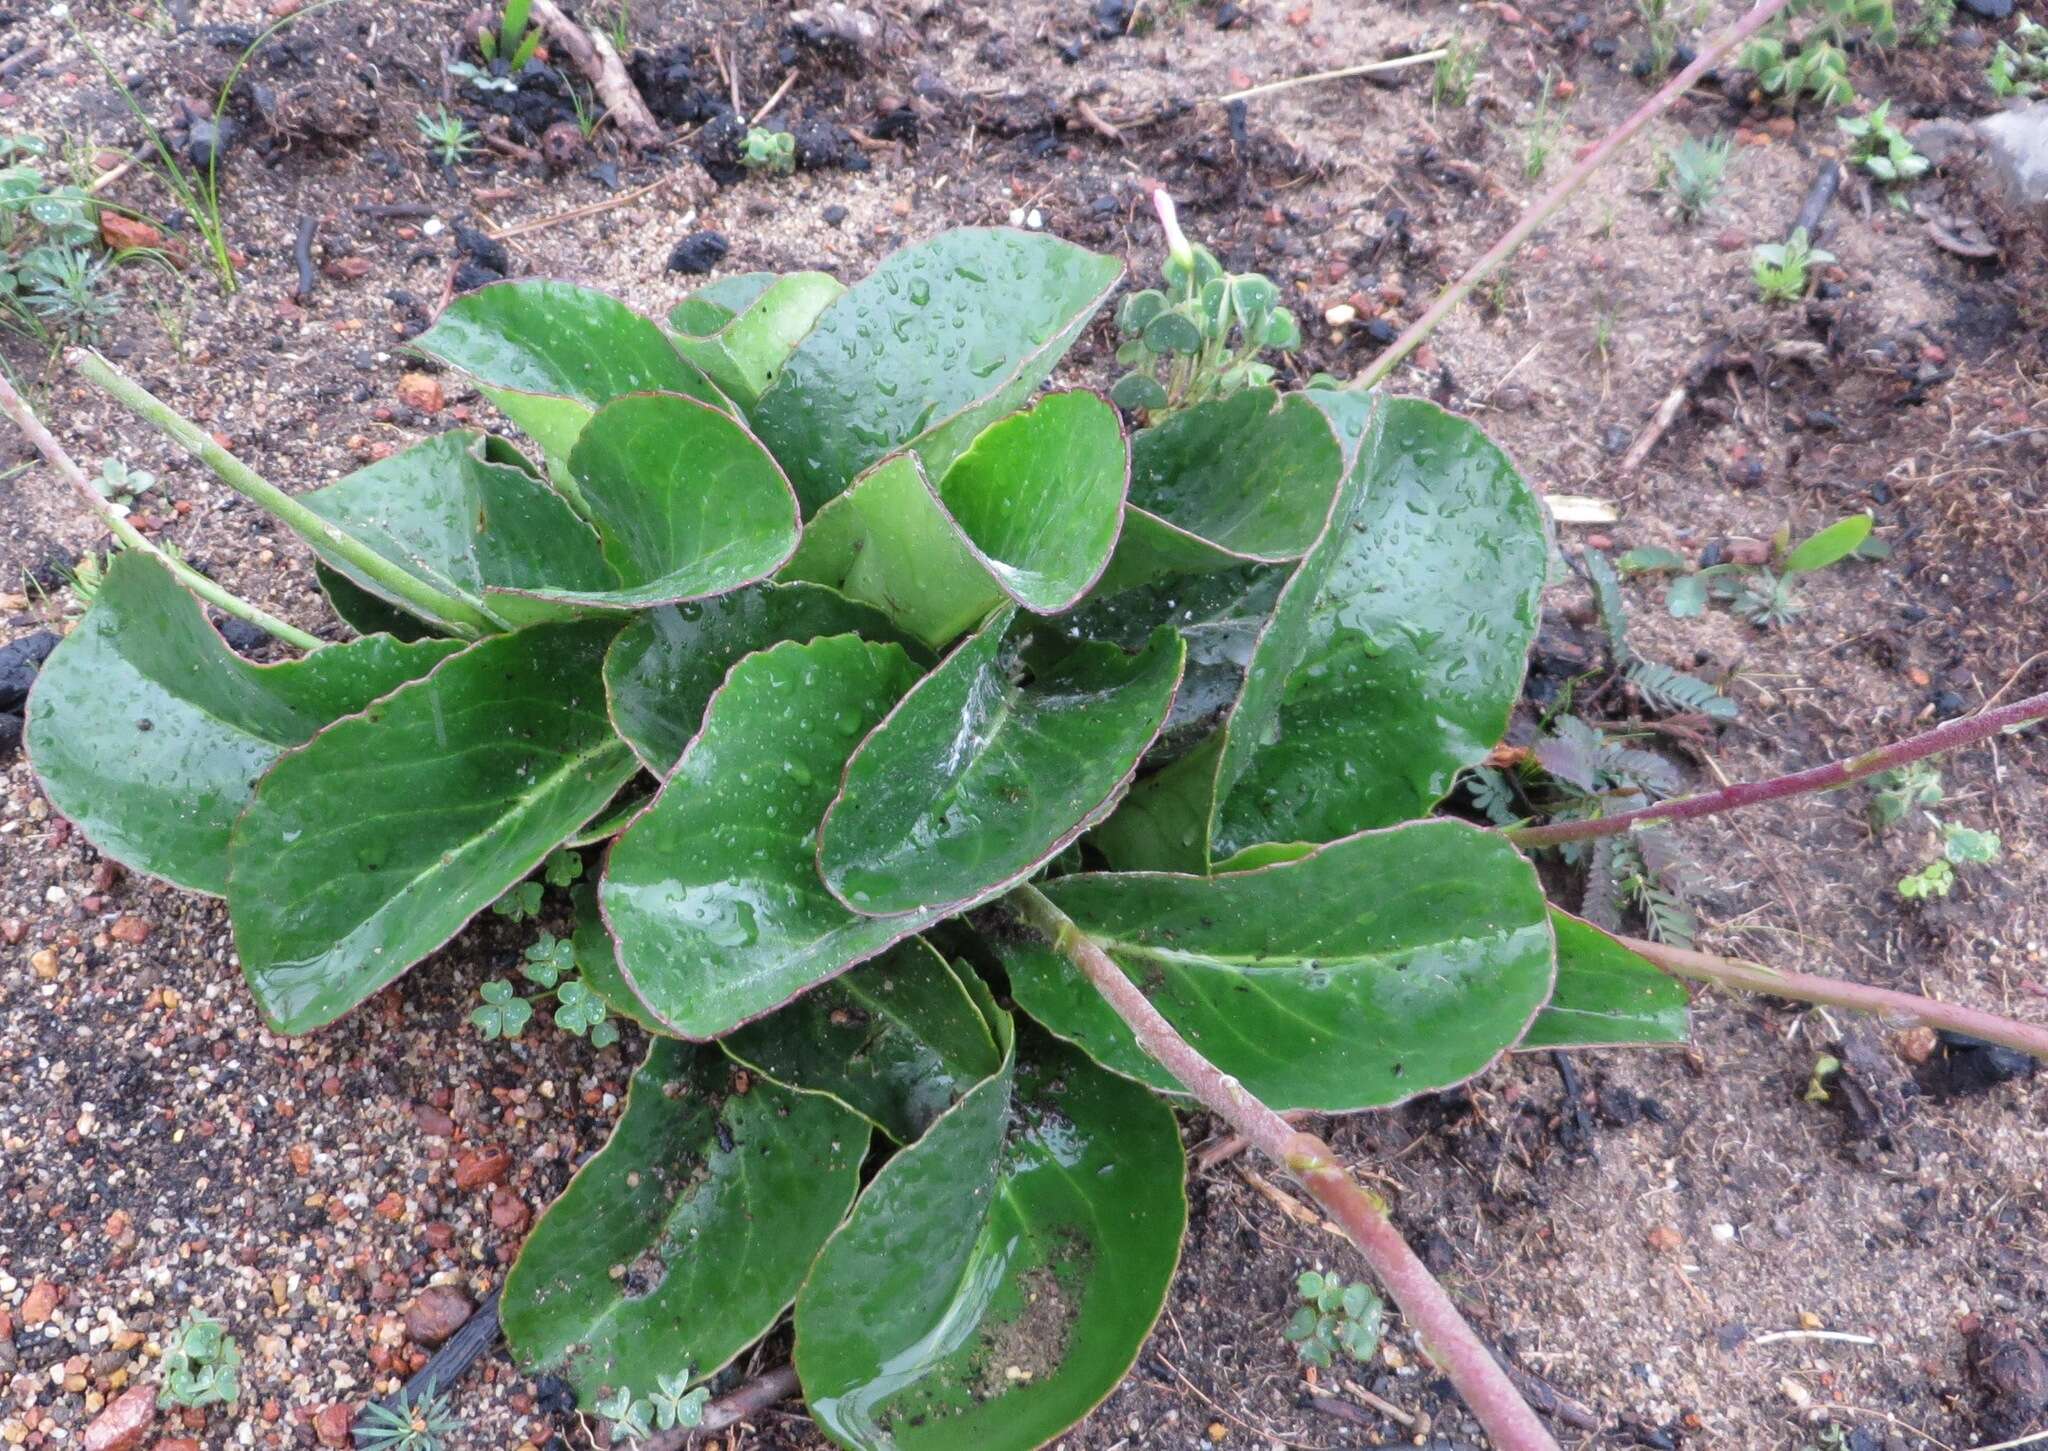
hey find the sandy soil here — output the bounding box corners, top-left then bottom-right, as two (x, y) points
(2, 0), (2045, 1448)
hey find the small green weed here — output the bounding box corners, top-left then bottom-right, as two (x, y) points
(1896, 819), (2000, 900)
(1655, 512), (1881, 626)
(1742, 37), (1855, 107)
(1838, 101), (1928, 183)
(1109, 192), (1298, 421)
(93, 457), (156, 515)
(1751, 227), (1834, 303)
(740, 127), (796, 175)
(1521, 72), (1569, 183)
(445, 60), (516, 95)
(1284, 1271), (1385, 1369)
(1908, 0), (1953, 45)
(158, 1317), (241, 1410)
(1987, 15), (2048, 96)
(1433, 32), (1479, 108)
(1740, 0), (1895, 108)
(1868, 761), (1943, 830)
(596, 1372), (711, 1445)
(476, 0), (544, 71)
(1657, 133), (1733, 220)
(354, 1387), (463, 1450)
(1637, 0), (1684, 76)
(1, 133), (119, 342)
(417, 107), (479, 168)
(80, 2), (333, 292)
(473, 856), (620, 1048)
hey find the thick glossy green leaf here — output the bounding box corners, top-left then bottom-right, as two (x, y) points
(315, 562), (439, 643)
(1212, 395), (1548, 857)
(301, 431), (613, 634)
(413, 280), (725, 505)
(570, 881), (662, 1031)
(783, 394), (1126, 649)
(933, 390), (1127, 611)
(794, 1020), (1185, 1451)
(563, 778), (656, 848)
(229, 617), (637, 1034)
(502, 1039), (867, 1402)
(670, 273), (780, 331)
(1035, 563), (1289, 770)
(819, 608), (1185, 917)
(497, 391), (798, 609)
(601, 636), (944, 1039)
(25, 553), (461, 896)
(668, 270), (845, 407)
(1000, 822), (1555, 1111)
(1095, 389), (1344, 594)
(602, 584), (920, 775)
(750, 228), (1123, 514)
(1522, 911), (1690, 1050)
(781, 452), (1007, 650)
(723, 937), (1001, 1142)
(1089, 389), (1377, 872)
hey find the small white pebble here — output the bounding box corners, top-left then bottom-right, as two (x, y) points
(1324, 303), (1357, 327)
(1711, 1222), (1737, 1243)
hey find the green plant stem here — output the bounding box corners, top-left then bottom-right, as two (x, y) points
(1008, 884), (1564, 1451)
(1348, 0), (1798, 392)
(1619, 934), (2048, 1061)
(67, 349), (491, 638)
(0, 366), (323, 651)
(1509, 690), (2048, 849)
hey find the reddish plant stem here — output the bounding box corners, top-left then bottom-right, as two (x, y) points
(1619, 934), (2048, 1060)
(1008, 885), (1563, 1451)
(1509, 690), (2048, 849)
(1349, 0), (1796, 392)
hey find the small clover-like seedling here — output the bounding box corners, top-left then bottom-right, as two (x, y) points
(491, 879), (545, 922)
(1110, 191), (1300, 422)
(471, 979), (535, 1039)
(648, 1371), (711, 1430)
(1284, 1271), (1385, 1369)
(1838, 102), (1928, 184)
(521, 931), (575, 988)
(542, 847), (583, 888)
(740, 126), (796, 175)
(596, 1385), (655, 1442)
(1752, 227), (1834, 304)
(553, 977), (613, 1042)
(158, 1316), (242, 1410)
